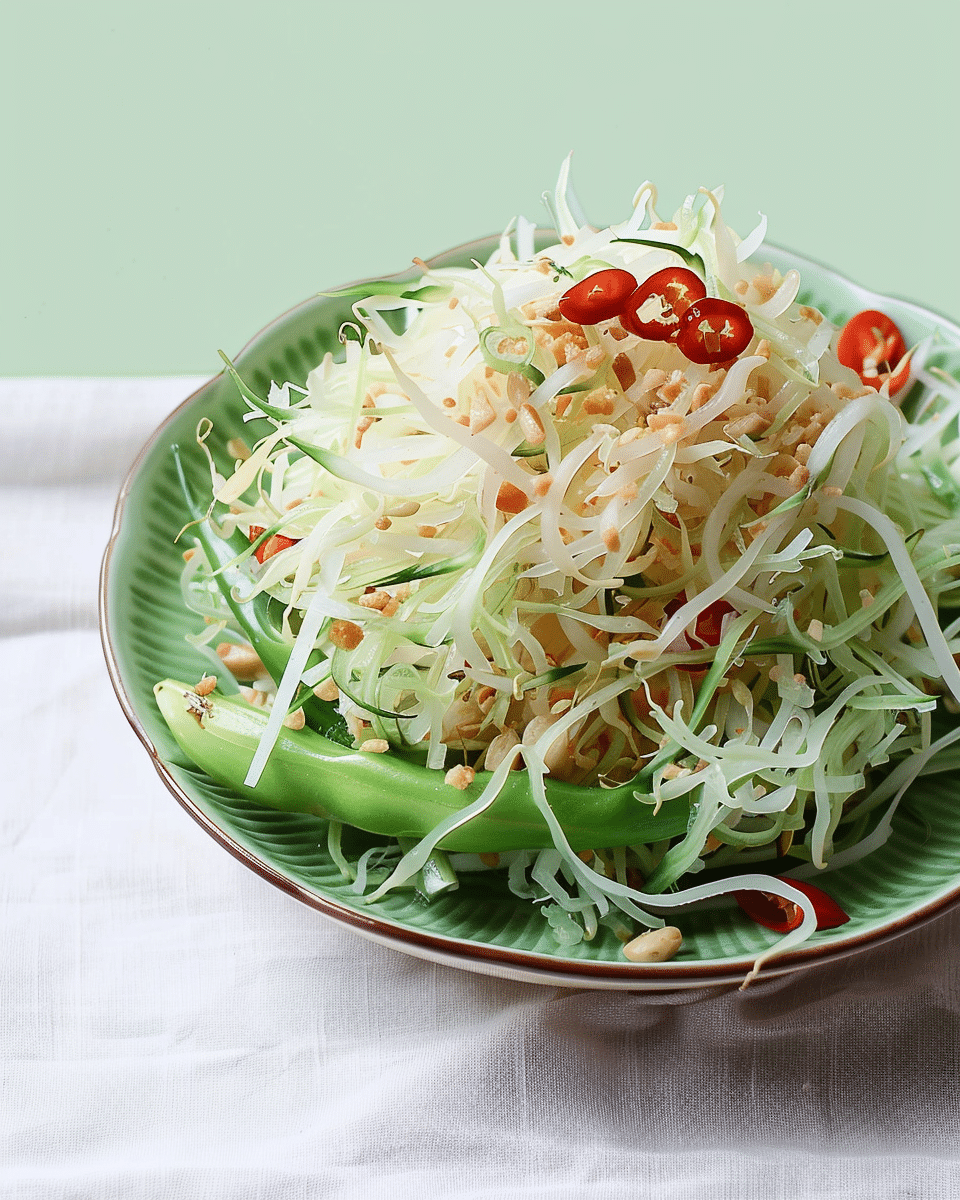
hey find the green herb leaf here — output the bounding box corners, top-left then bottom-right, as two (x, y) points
(611, 237), (707, 277)
(321, 281), (451, 303)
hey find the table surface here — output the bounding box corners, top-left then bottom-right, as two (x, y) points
(4, 376), (960, 1199)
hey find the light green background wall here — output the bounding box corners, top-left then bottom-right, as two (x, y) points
(5, 0), (959, 376)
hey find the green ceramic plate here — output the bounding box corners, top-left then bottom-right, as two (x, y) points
(101, 238), (960, 989)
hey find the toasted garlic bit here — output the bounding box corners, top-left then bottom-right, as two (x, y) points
(360, 738), (390, 753)
(330, 620), (364, 650)
(194, 674), (217, 697)
(622, 926), (683, 963)
(314, 678), (340, 702)
(183, 689), (212, 725)
(216, 641), (268, 682)
(283, 708), (306, 731)
(444, 764), (476, 790)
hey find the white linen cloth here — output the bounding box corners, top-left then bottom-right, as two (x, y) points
(3, 377), (960, 1199)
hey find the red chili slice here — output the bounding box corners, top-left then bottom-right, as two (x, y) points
(836, 309), (911, 397)
(558, 269), (637, 325)
(664, 596), (736, 649)
(675, 297), (754, 365)
(620, 267), (707, 341)
(248, 525), (299, 564)
(735, 877), (850, 933)
(663, 596), (736, 671)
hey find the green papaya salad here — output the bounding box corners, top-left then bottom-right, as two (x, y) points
(156, 159), (960, 972)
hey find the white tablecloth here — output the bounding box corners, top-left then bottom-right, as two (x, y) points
(4, 378), (960, 1198)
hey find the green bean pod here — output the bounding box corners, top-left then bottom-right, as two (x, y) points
(155, 680), (691, 853)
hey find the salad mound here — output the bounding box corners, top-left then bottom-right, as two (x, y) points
(158, 160), (960, 970)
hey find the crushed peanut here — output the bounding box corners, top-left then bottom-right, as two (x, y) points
(496, 481), (529, 513)
(470, 392), (496, 433)
(388, 500), (420, 518)
(329, 620), (364, 651)
(639, 368), (669, 394)
(444, 764), (476, 790)
(582, 386), (618, 416)
(751, 272), (778, 303)
(314, 678), (340, 702)
(623, 926), (683, 963)
(216, 642), (268, 682)
(358, 589), (391, 610)
(518, 403), (546, 445)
